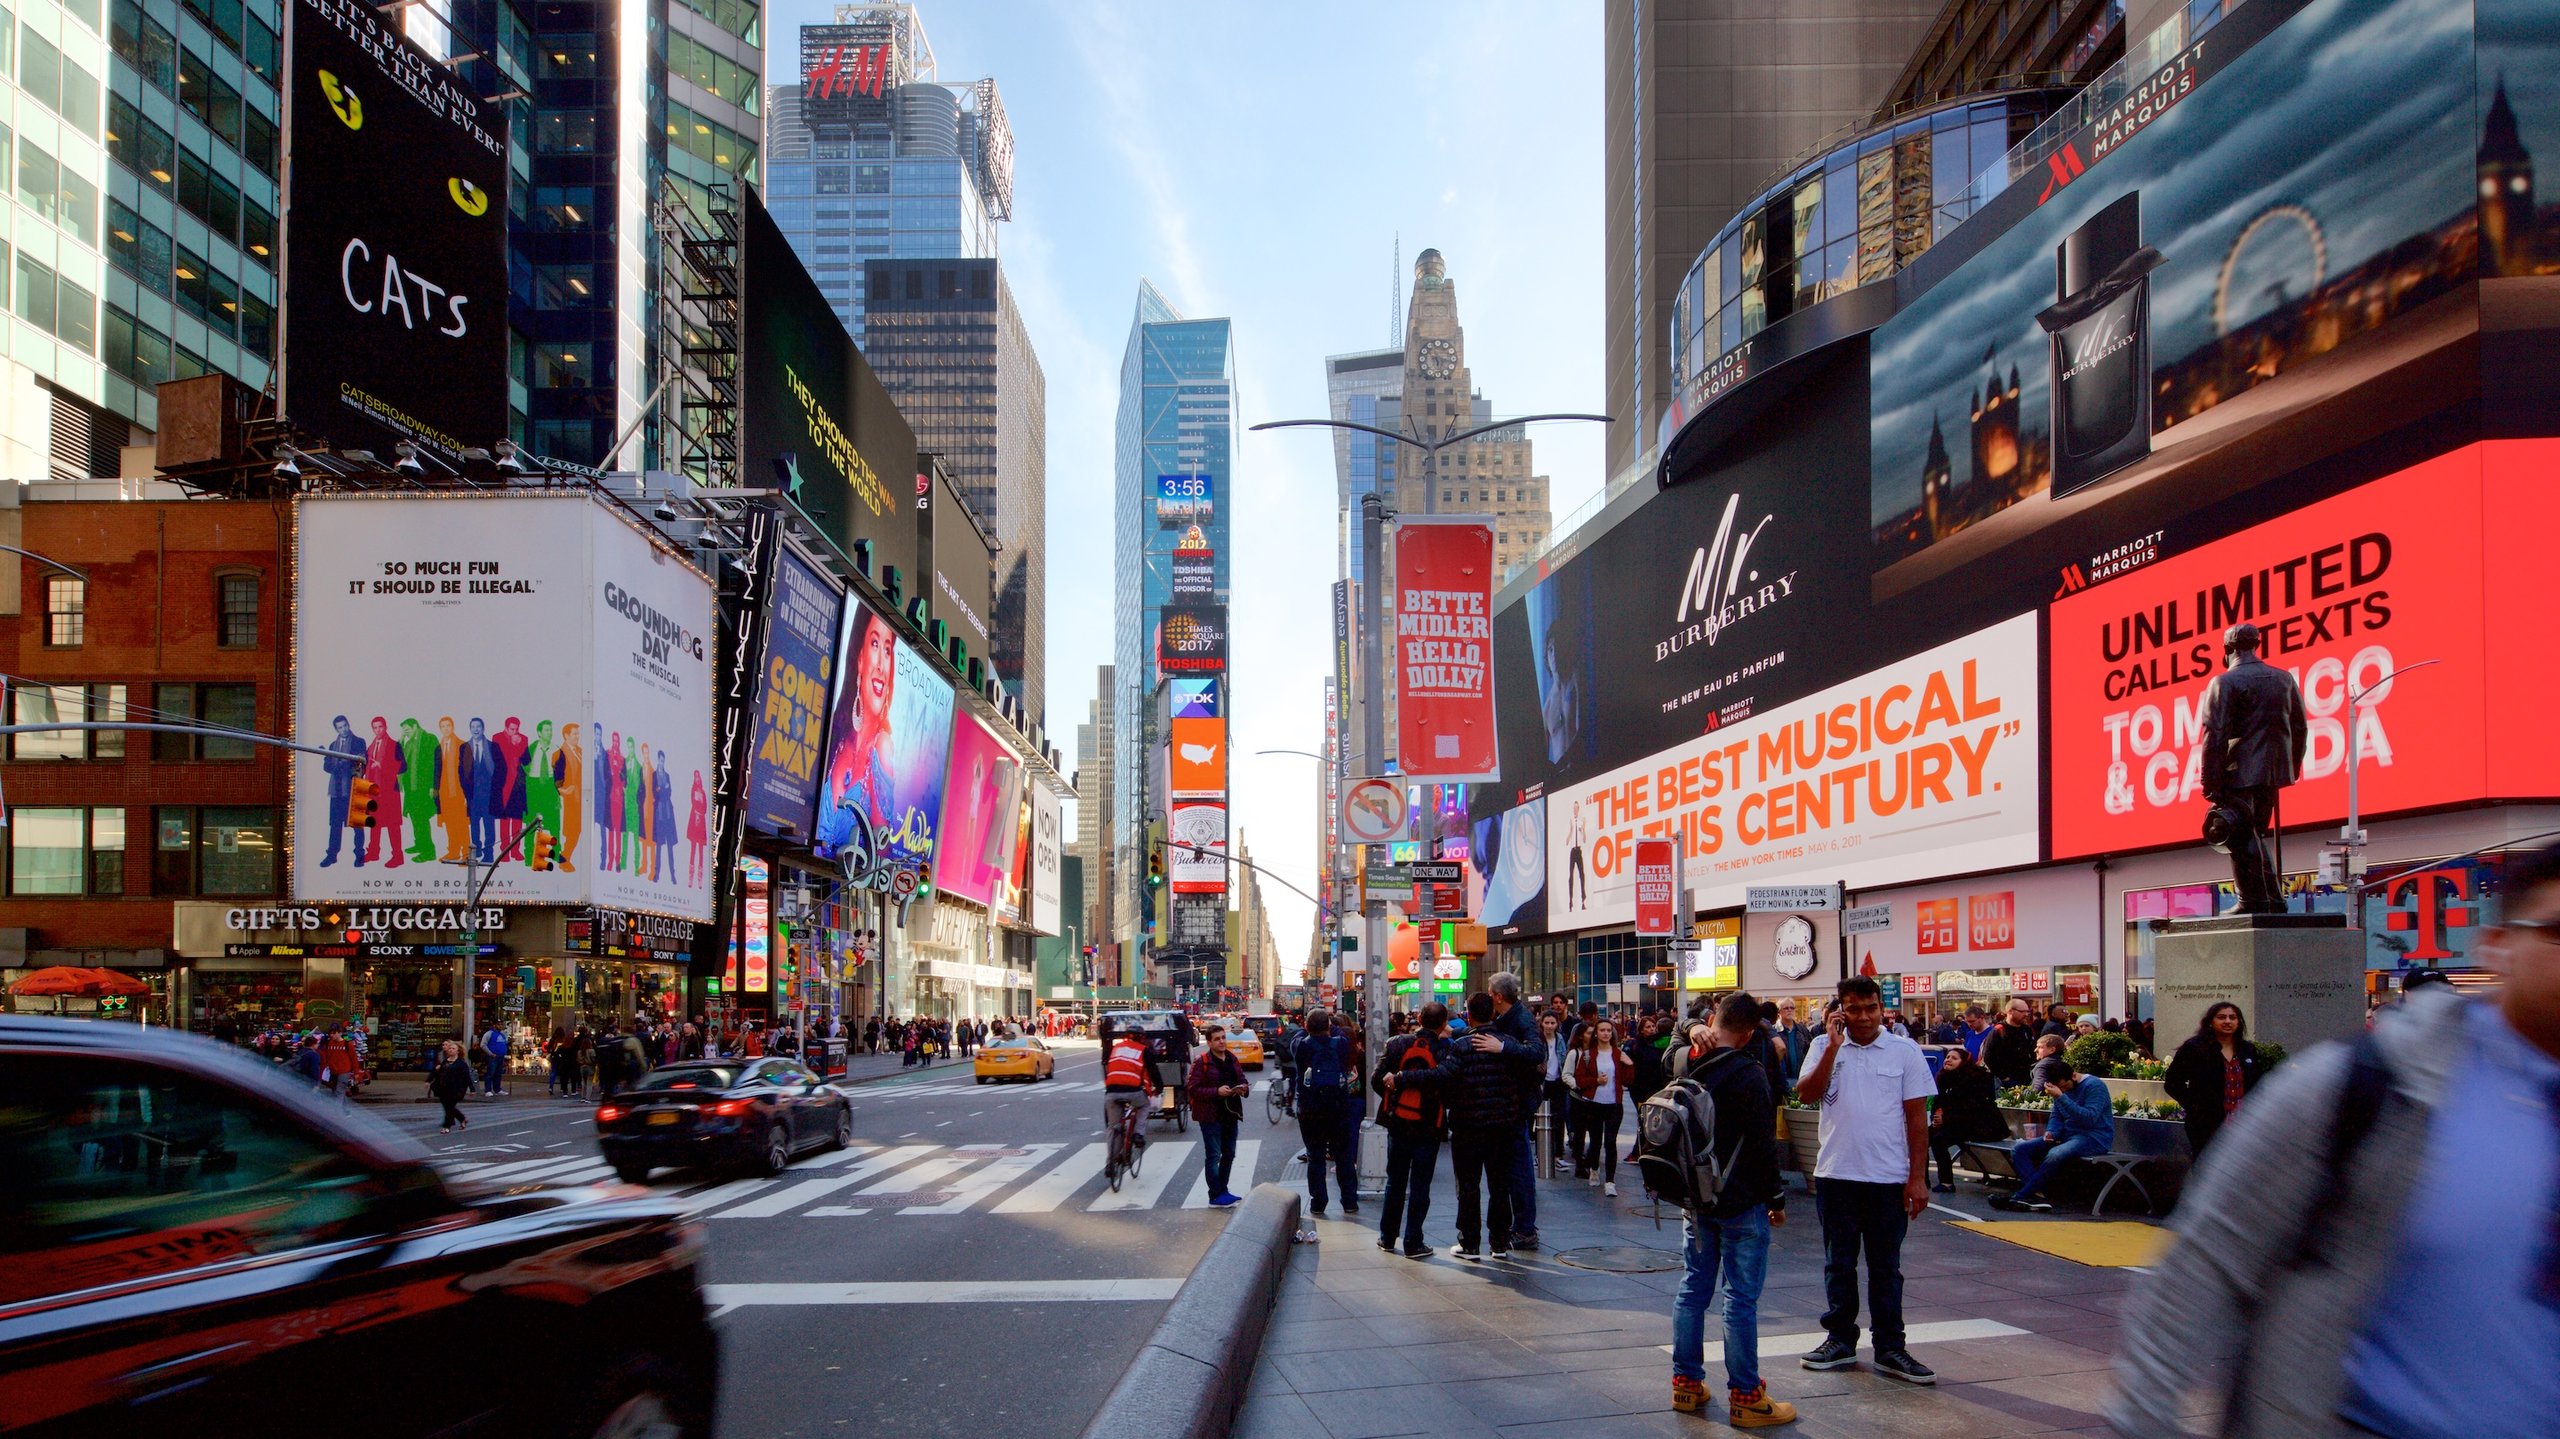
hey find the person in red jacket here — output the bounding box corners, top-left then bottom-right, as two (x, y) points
(318, 1024), (361, 1110)
(1102, 1020), (1158, 1148)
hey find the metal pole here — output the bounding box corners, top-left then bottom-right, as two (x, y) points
(1361, 492), (1389, 1069)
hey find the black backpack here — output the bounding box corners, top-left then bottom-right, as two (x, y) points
(1633, 1052), (1745, 1215)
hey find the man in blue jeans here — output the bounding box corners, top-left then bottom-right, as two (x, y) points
(1670, 994), (1799, 1427)
(1794, 976), (1939, 1385)
(479, 1023), (509, 1096)
(1483, 971), (1543, 1249)
(1293, 1010), (1360, 1217)
(1991, 1040), (2114, 1212)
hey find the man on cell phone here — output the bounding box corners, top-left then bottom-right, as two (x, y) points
(1793, 977), (1939, 1386)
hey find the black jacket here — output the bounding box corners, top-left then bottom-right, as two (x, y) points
(427, 1057), (474, 1101)
(2163, 1033), (2264, 1141)
(1419, 1030), (1529, 1130)
(1673, 1048), (1786, 1219)
(1982, 1023), (2039, 1089)
(2197, 653), (2308, 795)
(1929, 1061), (2009, 1143)
(1371, 1031), (1451, 1129)
(1491, 1001), (1540, 1111)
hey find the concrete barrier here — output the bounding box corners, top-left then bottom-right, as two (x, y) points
(1077, 1181), (1300, 1439)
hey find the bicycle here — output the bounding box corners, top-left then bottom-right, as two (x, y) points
(1103, 1098), (1147, 1192)
(1265, 1068), (1297, 1124)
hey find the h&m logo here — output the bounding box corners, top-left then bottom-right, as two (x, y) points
(805, 44), (890, 100)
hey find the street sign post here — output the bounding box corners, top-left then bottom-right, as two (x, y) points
(1843, 903), (1894, 935)
(1341, 777), (1409, 845)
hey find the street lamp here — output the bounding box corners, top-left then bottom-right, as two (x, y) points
(2334, 658), (2440, 879)
(1250, 410), (1607, 1066)
(0, 543), (88, 581)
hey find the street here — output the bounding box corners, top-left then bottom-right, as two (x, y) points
(385, 1043), (1292, 1437)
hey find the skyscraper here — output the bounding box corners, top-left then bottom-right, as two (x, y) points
(1074, 663), (1116, 969)
(1113, 282), (1234, 960)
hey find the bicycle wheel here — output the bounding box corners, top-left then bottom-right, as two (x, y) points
(1105, 1134), (1128, 1192)
(1265, 1083), (1285, 1125)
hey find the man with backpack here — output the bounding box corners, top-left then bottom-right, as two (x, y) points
(1647, 993), (1795, 1428)
(2110, 837), (2560, 1439)
(1427, 991), (1528, 1261)
(1371, 1000), (1453, 1259)
(1292, 1010), (1360, 1219)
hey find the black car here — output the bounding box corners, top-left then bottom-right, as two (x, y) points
(597, 1058), (853, 1182)
(0, 1016), (718, 1438)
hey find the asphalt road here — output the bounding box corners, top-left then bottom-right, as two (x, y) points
(383, 1042), (1306, 1438)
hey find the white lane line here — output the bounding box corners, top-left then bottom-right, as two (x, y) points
(447, 1154), (598, 1183)
(545, 1140), (573, 1149)
(1182, 1140), (1261, 1209)
(968, 1111), (983, 1117)
(900, 1132), (919, 1139)
(506, 1130), (532, 1137)
(679, 1177), (777, 1215)
(934, 1120), (952, 1128)
(992, 1143), (1108, 1213)
(1089, 1142), (1193, 1212)
(705, 1278), (1183, 1314)
(706, 1146), (938, 1219)
(901, 1144), (1063, 1214)
(850, 1149), (981, 1195)
(1655, 1318), (2026, 1360)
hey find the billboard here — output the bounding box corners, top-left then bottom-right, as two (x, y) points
(742, 545), (842, 837)
(292, 495), (715, 921)
(1168, 717), (1224, 794)
(1158, 604), (1228, 674)
(813, 600), (955, 876)
(934, 713), (1023, 908)
(282, 0), (506, 464)
(1545, 613), (2039, 925)
(1395, 519), (1499, 783)
(1155, 473), (1214, 523)
(921, 463), (995, 661)
(1170, 677), (1220, 719)
(799, 25), (893, 106)
(1169, 800), (1227, 894)
(1170, 547), (1216, 600)
(1469, 795), (1547, 933)
(1030, 784), (1063, 936)
(2049, 440), (2560, 857)
(742, 192), (918, 587)
(1868, 0), (2480, 604)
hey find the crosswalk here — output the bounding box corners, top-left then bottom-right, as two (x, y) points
(435, 1135), (1283, 1220)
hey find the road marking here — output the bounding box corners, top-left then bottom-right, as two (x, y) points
(707, 1146), (936, 1219)
(1089, 1142), (1193, 1212)
(679, 1177), (777, 1214)
(900, 1132), (918, 1139)
(545, 1140), (572, 1149)
(968, 1111), (983, 1117)
(506, 1130), (531, 1137)
(934, 1120), (952, 1128)
(902, 1144), (1063, 1214)
(992, 1143), (1108, 1213)
(448, 1154), (599, 1184)
(705, 1278), (1183, 1314)
(1654, 1318), (2026, 1360)
(1183, 1141), (1261, 1208)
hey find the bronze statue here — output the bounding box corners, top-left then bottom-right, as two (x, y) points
(2197, 623), (2309, 914)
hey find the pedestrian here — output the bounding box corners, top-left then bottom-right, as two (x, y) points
(1434, 991), (1526, 1261)
(1793, 976), (1938, 1385)
(1630, 1012), (1671, 1108)
(2162, 1000), (2266, 1160)
(429, 1039), (474, 1131)
(1925, 1045), (2006, 1192)
(1536, 1009), (1573, 1174)
(1292, 1010), (1360, 1218)
(2113, 837), (2560, 1439)
(1989, 1045), (2111, 1213)
(477, 1021), (509, 1096)
(1370, 999), (1452, 1258)
(1485, 970), (1544, 1251)
(1981, 998), (2039, 1090)
(1188, 1026), (1250, 1208)
(290, 1033), (328, 1089)
(1572, 1015), (1633, 1196)
(319, 1025), (360, 1110)
(1665, 992), (1798, 1429)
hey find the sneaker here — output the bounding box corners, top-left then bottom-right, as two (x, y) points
(1799, 1337), (1859, 1371)
(1510, 1232), (1540, 1252)
(1604, 1181), (1618, 1197)
(1491, 1246), (1512, 1259)
(1342, 1203), (1360, 1217)
(1671, 1376), (1709, 1414)
(1402, 1246), (1432, 1261)
(1449, 1243), (1484, 1262)
(1210, 1192), (1241, 1208)
(1873, 1350), (1937, 1386)
(1553, 1157), (1573, 1173)
(1989, 1194), (2053, 1213)
(1729, 1384), (1800, 1427)
(1377, 1235), (1399, 1253)
(1931, 1182), (1955, 1194)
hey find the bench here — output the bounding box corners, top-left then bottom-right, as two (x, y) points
(1956, 1138), (2158, 1216)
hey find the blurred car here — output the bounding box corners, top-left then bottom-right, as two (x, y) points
(595, 1057), (853, 1182)
(975, 1035), (1055, 1084)
(1222, 1022), (1264, 1070)
(0, 1015), (718, 1439)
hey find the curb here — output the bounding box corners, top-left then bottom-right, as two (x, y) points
(1078, 1181), (1300, 1439)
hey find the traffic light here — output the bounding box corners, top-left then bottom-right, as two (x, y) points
(346, 777), (378, 828)
(527, 828), (556, 871)
(1147, 847), (1166, 892)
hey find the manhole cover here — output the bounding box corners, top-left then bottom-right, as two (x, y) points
(1554, 1246), (1684, 1273)
(862, 1190), (959, 1207)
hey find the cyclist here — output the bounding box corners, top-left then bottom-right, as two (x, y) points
(1102, 1019), (1157, 1151)
(1273, 1014), (1304, 1112)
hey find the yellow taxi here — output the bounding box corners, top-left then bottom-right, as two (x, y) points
(1222, 1021), (1264, 1070)
(974, 1034), (1056, 1084)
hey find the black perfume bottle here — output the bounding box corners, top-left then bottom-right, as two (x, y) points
(2037, 192), (2164, 497)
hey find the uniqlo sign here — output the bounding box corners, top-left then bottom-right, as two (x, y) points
(1915, 898), (1959, 955)
(1966, 892), (2016, 950)
(1632, 839), (1675, 936)
(1901, 972), (1936, 998)
(2049, 442), (2560, 859)
(2011, 968), (2053, 997)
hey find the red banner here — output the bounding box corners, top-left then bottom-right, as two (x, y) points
(1395, 520), (1499, 782)
(1632, 839), (1675, 935)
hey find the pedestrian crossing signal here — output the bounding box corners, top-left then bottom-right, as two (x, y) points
(346, 778), (378, 828)
(527, 829), (557, 871)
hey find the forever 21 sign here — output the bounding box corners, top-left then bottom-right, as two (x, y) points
(283, 0), (507, 464)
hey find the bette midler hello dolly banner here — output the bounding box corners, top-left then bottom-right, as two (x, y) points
(1396, 518), (1499, 784)
(292, 494), (717, 922)
(1544, 613), (2039, 926)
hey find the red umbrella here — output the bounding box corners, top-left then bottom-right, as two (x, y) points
(9, 965), (151, 998)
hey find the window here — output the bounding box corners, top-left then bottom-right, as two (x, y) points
(536, 342), (590, 387)
(18, 30), (101, 138)
(243, 7), (275, 79)
(537, 34), (598, 77)
(153, 804), (192, 892)
(8, 807), (84, 893)
(198, 805), (274, 894)
(108, 93), (176, 194)
(242, 107), (277, 180)
(238, 292), (269, 356)
(174, 245), (209, 320)
(113, 2), (177, 94)
(8, 682), (126, 760)
(176, 150), (214, 230)
(104, 303), (172, 383)
(537, 111), (596, 153)
(45, 576), (84, 646)
(241, 197), (274, 265)
(533, 264), (595, 309)
(151, 682), (255, 759)
(217, 572), (258, 646)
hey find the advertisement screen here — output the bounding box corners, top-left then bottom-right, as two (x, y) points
(1169, 717), (1224, 794)
(1469, 795), (1547, 933)
(814, 601), (955, 875)
(1170, 800), (1228, 894)
(1156, 473), (1214, 522)
(933, 714), (1023, 907)
(1030, 784), (1063, 936)
(1158, 604), (1228, 674)
(292, 495), (715, 921)
(742, 193), (918, 585)
(742, 546), (842, 837)
(1170, 677), (1220, 719)
(2050, 441), (2560, 857)
(1545, 613), (2039, 924)
(1868, 0), (2478, 606)
(282, 0), (506, 464)
(1170, 547), (1216, 600)
(1396, 519), (1500, 783)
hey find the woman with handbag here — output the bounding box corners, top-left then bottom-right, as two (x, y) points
(1571, 1017), (1634, 1197)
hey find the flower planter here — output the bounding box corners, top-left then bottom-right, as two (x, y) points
(1781, 1109), (1822, 1174)
(2103, 1077), (2170, 1106)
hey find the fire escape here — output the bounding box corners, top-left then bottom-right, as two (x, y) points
(655, 180), (741, 486)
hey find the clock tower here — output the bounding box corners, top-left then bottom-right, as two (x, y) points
(1395, 249), (1553, 577)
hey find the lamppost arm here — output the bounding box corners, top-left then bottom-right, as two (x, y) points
(0, 544), (87, 581)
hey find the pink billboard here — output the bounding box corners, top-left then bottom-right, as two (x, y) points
(933, 713), (1022, 908)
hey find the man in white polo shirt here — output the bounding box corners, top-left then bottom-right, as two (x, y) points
(1793, 975), (1938, 1385)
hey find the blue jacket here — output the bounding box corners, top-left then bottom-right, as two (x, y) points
(2047, 1073), (2115, 1147)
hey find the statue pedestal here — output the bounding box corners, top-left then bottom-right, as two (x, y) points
(2154, 914), (2366, 1055)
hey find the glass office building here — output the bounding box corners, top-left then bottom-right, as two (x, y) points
(3, 0), (118, 478)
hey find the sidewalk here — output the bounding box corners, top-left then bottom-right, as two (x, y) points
(1241, 1160), (2153, 1439)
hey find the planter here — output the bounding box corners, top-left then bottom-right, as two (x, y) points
(2103, 1077), (2170, 1106)
(1999, 1105), (2052, 1140)
(2114, 1115), (2192, 1160)
(1781, 1109), (1822, 1174)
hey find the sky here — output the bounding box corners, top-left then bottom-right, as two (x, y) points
(769, 0), (1610, 970)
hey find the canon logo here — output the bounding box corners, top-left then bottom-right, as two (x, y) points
(1657, 492), (1797, 661)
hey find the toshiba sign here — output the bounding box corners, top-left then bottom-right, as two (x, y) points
(2049, 441), (2560, 858)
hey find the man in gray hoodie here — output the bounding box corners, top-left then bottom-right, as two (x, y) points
(2110, 838), (2560, 1439)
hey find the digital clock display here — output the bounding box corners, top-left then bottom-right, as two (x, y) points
(1155, 474), (1213, 503)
